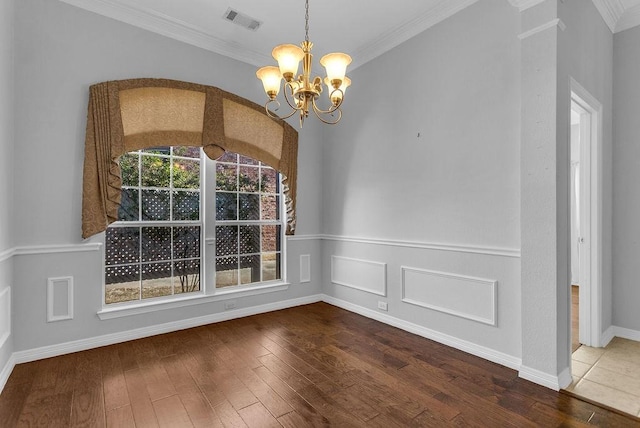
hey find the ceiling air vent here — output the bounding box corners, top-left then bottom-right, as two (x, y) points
(223, 8), (262, 31)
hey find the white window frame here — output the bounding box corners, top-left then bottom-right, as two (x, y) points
(207, 153), (286, 291)
(99, 148), (289, 319)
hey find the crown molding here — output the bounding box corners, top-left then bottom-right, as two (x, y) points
(615, 4), (640, 32)
(591, 0), (625, 33)
(58, 0), (271, 68)
(350, 0), (481, 69)
(59, 0), (482, 71)
(510, 0), (640, 34)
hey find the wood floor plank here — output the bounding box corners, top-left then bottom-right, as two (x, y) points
(1, 302), (639, 427)
(178, 392), (224, 428)
(212, 399), (248, 428)
(0, 382), (32, 427)
(259, 327), (356, 389)
(116, 342), (140, 372)
(123, 368), (159, 428)
(277, 410), (320, 428)
(152, 395), (194, 428)
(231, 364), (294, 418)
(29, 357), (63, 392)
(100, 346), (131, 411)
(259, 335), (343, 391)
(319, 343), (461, 421)
(70, 385), (106, 428)
(53, 353), (79, 394)
(17, 389), (74, 427)
(253, 365), (332, 427)
(237, 402), (281, 428)
(161, 354), (200, 395)
(140, 361), (177, 402)
(103, 370), (130, 411)
(106, 405), (136, 428)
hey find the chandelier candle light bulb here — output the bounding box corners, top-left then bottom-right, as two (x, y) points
(256, 0), (352, 127)
(272, 44), (304, 81)
(256, 66), (282, 99)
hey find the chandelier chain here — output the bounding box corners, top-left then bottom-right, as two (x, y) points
(304, 0), (310, 42)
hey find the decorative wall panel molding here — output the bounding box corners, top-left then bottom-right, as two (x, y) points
(0, 287), (10, 350)
(402, 266), (497, 326)
(331, 256), (387, 296)
(47, 277), (74, 323)
(300, 254), (311, 283)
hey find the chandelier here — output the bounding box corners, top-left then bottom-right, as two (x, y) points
(256, 0), (351, 127)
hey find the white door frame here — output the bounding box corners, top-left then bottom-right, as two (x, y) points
(570, 78), (603, 348)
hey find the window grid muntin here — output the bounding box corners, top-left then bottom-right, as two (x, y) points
(105, 147), (203, 304)
(121, 148), (201, 223)
(106, 148), (286, 304)
(214, 154), (283, 288)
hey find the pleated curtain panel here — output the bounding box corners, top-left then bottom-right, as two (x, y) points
(81, 78), (298, 239)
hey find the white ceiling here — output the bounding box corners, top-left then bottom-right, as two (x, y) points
(59, 0), (640, 71)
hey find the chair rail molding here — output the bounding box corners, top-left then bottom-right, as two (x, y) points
(322, 234), (520, 258)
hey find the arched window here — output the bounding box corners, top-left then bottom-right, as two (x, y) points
(82, 78), (298, 239)
(82, 79), (297, 306)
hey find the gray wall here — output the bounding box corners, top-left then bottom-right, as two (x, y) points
(613, 25), (640, 331)
(321, 0), (523, 361)
(3, 0), (636, 393)
(0, 0), (15, 379)
(10, 0), (323, 352)
(519, 0), (613, 383)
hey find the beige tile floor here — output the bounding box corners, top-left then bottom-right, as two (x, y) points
(567, 337), (640, 417)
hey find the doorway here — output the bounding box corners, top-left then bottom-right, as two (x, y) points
(569, 78), (603, 351)
(569, 105), (583, 353)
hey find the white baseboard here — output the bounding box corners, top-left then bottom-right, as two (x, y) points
(558, 366), (573, 389)
(601, 325), (615, 347)
(322, 295), (522, 371)
(11, 292), (620, 396)
(612, 326), (640, 342)
(0, 354), (15, 394)
(519, 365), (566, 391)
(12, 294), (322, 365)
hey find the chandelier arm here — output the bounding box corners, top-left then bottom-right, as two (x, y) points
(265, 99), (298, 120)
(309, 89), (344, 116)
(311, 98), (342, 124)
(282, 81), (303, 112)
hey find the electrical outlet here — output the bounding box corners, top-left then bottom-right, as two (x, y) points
(377, 301), (388, 311)
(224, 300), (236, 310)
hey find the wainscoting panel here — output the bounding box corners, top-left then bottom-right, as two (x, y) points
(0, 287), (10, 349)
(331, 255), (387, 296)
(47, 277), (74, 322)
(300, 254), (311, 283)
(402, 266), (497, 325)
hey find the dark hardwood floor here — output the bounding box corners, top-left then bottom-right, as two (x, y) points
(1, 302), (638, 427)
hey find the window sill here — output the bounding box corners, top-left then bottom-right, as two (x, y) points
(97, 282), (290, 320)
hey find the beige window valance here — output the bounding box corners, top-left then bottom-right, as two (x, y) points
(82, 78), (298, 239)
